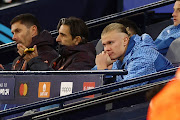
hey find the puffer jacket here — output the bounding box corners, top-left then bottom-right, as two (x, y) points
(155, 24), (180, 56)
(27, 42), (96, 70)
(92, 34), (174, 90)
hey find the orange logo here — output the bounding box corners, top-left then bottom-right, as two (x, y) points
(38, 82), (51, 98)
(19, 83), (28, 96)
(83, 82), (95, 98)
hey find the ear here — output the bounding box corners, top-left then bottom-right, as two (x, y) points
(30, 25), (38, 37)
(123, 36), (129, 47)
(73, 36), (82, 45)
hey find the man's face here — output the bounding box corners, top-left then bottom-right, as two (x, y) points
(172, 1), (180, 26)
(56, 25), (77, 46)
(101, 30), (128, 61)
(11, 21), (33, 47)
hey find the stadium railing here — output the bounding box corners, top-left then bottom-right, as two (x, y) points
(0, 67), (177, 119)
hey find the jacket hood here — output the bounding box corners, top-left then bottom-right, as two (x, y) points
(125, 34), (157, 57)
(29, 30), (55, 48)
(58, 43), (96, 57)
(134, 34), (156, 47)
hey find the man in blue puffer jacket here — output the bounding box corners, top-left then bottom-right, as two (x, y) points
(155, 0), (180, 56)
(92, 23), (174, 90)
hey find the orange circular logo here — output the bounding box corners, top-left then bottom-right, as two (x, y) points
(19, 83), (28, 96)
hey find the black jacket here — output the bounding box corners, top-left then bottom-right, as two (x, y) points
(27, 43), (96, 71)
(12, 30), (58, 70)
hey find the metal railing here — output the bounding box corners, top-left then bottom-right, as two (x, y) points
(0, 67), (177, 118)
(0, 69), (127, 75)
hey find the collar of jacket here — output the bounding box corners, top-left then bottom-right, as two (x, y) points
(58, 43), (95, 57)
(28, 30), (54, 48)
(173, 24), (180, 29)
(124, 35), (136, 57)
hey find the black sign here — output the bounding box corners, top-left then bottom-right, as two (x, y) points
(0, 75), (103, 104)
(0, 76), (15, 100)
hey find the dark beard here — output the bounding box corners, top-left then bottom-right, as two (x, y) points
(57, 44), (67, 56)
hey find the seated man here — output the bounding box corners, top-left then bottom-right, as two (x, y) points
(18, 17), (95, 70)
(0, 13), (59, 118)
(155, 0), (180, 56)
(10, 13), (58, 70)
(92, 23), (174, 90)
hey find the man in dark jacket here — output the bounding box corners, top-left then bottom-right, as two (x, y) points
(10, 13), (58, 70)
(19, 17), (95, 70)
(0, 13), (59, 119)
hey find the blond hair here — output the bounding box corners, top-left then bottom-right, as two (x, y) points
(101, 23), (129, 37)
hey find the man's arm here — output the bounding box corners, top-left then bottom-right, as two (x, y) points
(17, 44), (54, 71)
(27, 56), (54, 71)
(117, 47), (162, 90)
(124, 58), (156, 80)
(0, 64), (5, 70)
(117, 57), (155, 90)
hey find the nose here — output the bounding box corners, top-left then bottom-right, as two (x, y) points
(56, 34), (61, 42)
(104, 45), (110, 52)
(12, 34), (17, 41)
(172, 10), (176, 17)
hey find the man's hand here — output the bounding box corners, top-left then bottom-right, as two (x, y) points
(95, 51), (114, 70)
(0, 64), (5, 70)
(17, 43), (26, 56)
(23, 45), (38, 62)
(17, 44), (38, 62)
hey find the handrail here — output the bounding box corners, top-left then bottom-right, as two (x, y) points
(33, 80), (169, 120)
(86, 0), (175, 27)
(0, 41), (16, 49)
(0, 0), (38, 11)
(50, 0), (175, 35)
(0, 67), (177, 117)
(0, 69), (127, 75)
(11, 79), (169, 120)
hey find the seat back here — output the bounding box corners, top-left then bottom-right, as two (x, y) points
(95, 39), (103, 55)
(145, 19), (173, 40)
(166, 37), (180, 67)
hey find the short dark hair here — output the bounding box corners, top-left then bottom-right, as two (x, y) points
(10, 13), (41, 34)
(57, 17), (88, 44)
(115, 18), (142, 35)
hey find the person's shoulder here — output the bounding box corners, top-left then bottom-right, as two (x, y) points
(78, 43), (96, 54)
(132, 43), (159, 60)
(141, 33), (153, 39)
(83, 42), (96, 49)
(160, 24), (176, 33)
(133, 34), (153, 42)
(133, 34), (155, 49)
(164, 24), (174, 29)
(39, 30), (53, 39)
(74, 50), (95, 59)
